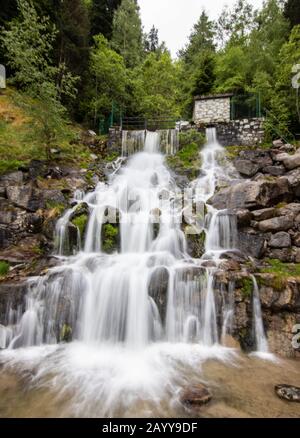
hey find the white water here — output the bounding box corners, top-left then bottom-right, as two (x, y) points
(0, 128), (271, 416)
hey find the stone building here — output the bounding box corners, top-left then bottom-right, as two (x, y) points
(193, 93), (265, 146)
(193, 93), (233, 123)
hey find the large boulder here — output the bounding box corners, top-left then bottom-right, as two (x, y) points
(258, 216), (293, 232)
(6, 184), (41, 212)
(251, 207), (276, 221)
(269, 232), (291, 248)
(283, 152), (300, 171)
(209, 178), (291, 210)
(238, 230), (266, 258)
(234, 159), (260, 177)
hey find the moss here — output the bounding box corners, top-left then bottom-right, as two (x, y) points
(45, 200), (66, 214)
(240, 277), (254, 299)
(102, 223), (119, 253)
(260, 258), (300, 291)
(71, 214), (88, 236)
(106, 152), (119, 162)
(166, 142), (202, 180)
(275, 202), (287, 209)
(225, 145), (243, 160)
(0, 261), (9, 277)
(60, 324), (72, 342)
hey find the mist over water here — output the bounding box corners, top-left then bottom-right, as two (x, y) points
(0, 128), (273, 417)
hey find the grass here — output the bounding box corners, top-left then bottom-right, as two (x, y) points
(239, 277), (254, 299)
(0, 261), (9, 277)
(0, 88), (97, 175)
(259, 258), (300, 291)
(166, 142), (202, 180)
(45, 201), (66, 214)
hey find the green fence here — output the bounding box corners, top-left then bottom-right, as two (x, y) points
(230, 93), (262, 120)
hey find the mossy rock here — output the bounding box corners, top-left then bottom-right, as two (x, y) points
(236, 276), (253, 299)
(0, 261), (10, 277)
(185, 228), (206, 258)
(101, 223), (119, 254)
(71, 213), (88, 237)
(60, 324), (72, 342)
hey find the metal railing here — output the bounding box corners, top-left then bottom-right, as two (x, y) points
(121, 117), (177, 131)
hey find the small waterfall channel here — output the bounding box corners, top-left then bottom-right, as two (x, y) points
(0, 127), (272, 416)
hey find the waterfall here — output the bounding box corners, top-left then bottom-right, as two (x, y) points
(121, 129), (179, 156)
(0, 126), (273, 416)
(251, 275), (269, 354)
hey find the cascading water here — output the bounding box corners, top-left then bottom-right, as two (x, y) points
(0, 127), (272, 417)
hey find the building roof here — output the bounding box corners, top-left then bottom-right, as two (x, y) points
(194, 93), (234, 101)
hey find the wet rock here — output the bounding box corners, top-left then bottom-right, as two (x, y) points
(209, 178), (291, 210)
(0, 282), (27, 325)
(268, 313), (298, 357)
(263, 165), (285, 176)
(238, 231), (266, 258)
(70, 202), (89, 221)
(235, 209), (252, 227)
(275, 385), (300, 403)
(258, 216), (293, 233)
(234, 159), (260, 177)
(220, 250), (248, 263)
(269, 232), (291, 248)
(148, 267), (169, 321)
(185, 229), (206, 258)
(180, 383), (212, 406)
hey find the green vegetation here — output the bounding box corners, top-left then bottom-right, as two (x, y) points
(166, 131), (205, 180)
(45, 201), (66, 214)
(240, 277), (254, 299)
(102, 223), (119, 253)
(1, 0), (300, 169)
(260, 258), (300, 290)
(60, 324), (72, 343)
(71, 214), (88, 236)
(0, 261), (10, 277)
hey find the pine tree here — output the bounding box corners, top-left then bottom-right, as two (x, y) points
(111, 0), (143, 68)
(90, 0), (121, 40)
(144, 26), (159, 53)
(179, 11), (215, 64)
(284, 0), (300, 28)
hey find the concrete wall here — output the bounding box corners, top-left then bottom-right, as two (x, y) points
(194, 97), (231, 123)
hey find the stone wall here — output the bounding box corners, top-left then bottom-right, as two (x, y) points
(214, 118), (265, 146)
(194, 96), (231, 124)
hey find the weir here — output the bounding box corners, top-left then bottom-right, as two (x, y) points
(0, 127), (272, 416)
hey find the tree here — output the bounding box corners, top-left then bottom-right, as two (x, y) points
(284, 0), (300, 28)
(0, 0), (78, 158)
(144, 26), (159, 53)
(179, 11), (215, 64)
(178, 11), (216, 118)
(216, 0), (254, 47)
(214, 45), (249, 93)
(132, 52), (181, 119)
(247, 0), (290, 108)
(111, 0), (143, 68)
(85, 34), (128, 124)
(269, 25), (300, 137)
(90, 0), (121, 40)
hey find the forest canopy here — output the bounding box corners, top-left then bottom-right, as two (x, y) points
(0, 0), (300, 139)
